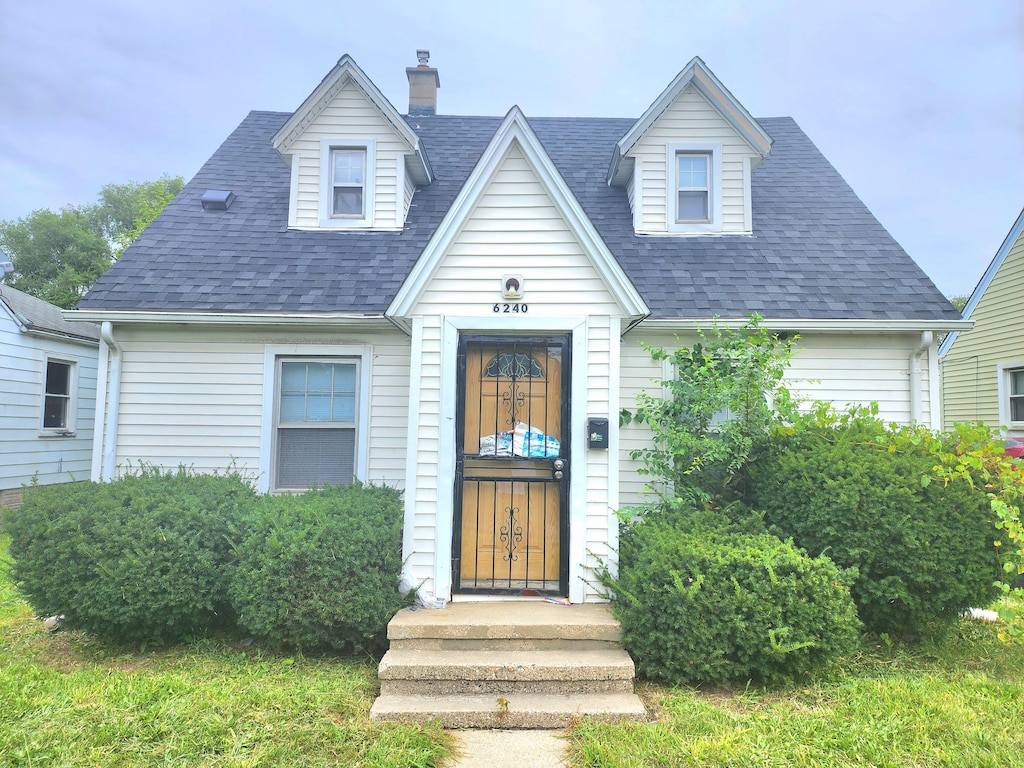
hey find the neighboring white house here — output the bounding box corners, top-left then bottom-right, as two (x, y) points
(1, 284), (100, 508)
(67, 53), (966, 605)
(939, 206), (1024, 435)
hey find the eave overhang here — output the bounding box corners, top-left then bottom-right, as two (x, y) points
(64, 309), (394, 329)
(938, 205), (1024, 357)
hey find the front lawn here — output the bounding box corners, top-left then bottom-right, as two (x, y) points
(4, 530), (1024, 767)
(567, 608), (1024, 767)
(0, 535), (451, 767)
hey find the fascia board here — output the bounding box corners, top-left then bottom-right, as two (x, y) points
(387, 106), (650, 320)
(23, 328), (99, 346)
(938, 206), (1024, 357)
(608, 56), (771, 185)
(638, 317), (974, 333)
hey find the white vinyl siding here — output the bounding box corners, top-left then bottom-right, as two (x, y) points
(414, 142), (622, 317)
(288, 80), (408, 230)
(629, 87), (760, 234)
(618, 330), (935, 509)
(402, 316), (445, 600)
(0, 318), (98, 493)
(942, 229), (1024, 432)
(105, 325), (410, 489)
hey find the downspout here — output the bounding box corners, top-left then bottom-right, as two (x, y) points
(909, 331), (933, 425)
(100, 322), (122, 482)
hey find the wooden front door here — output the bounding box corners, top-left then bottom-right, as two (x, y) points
(453, 336), (570, 596)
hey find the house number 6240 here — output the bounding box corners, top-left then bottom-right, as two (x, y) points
(492, 303), (529, 313)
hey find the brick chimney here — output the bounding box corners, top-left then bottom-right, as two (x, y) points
(406, 49), (440, 116)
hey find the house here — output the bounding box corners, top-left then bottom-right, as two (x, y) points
(1, 284), (100, 509)
(939, 207), (1024, 434)
(68, 52), (966, 606)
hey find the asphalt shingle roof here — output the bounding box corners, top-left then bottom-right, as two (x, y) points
(79, 111), (959, 322)
(1, 284), (100, 341)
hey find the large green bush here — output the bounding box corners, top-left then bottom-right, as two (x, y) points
(230, 483), (407, 655)
(602, 514), (861, 686)
(1, 467), (256, 645)
(748, 410), (1002, 637)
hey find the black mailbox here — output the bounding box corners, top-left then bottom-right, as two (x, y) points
(587, 417), (609, 450)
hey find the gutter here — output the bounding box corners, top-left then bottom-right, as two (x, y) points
(64, 310), (391, 326)
(909, 331), (933, 425)
(636, 317), (973, 333)
(100, 322), (122, 482)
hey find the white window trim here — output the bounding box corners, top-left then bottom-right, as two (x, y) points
(667, 142), (722, 233)
(997, 362), (1024, 431)
(318, 138), (375, 228)
(259, 344), (372, 493)
(40, 355), (77, 437)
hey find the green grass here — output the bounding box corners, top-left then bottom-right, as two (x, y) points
(6, 529), (1024, 767)
(568, 613), (1024, 767)
(0, 535), (452, 767)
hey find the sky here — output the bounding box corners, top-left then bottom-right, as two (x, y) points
(0, 0), (1020, 299)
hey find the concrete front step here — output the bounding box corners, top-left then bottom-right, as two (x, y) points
(369, 692), (647, 729)
(378, 647), (636, 696)
(372, 602), (647, 728)
(386, 602), (622, 650)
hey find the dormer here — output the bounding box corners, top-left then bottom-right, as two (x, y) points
(272, 54), (433, 231)
(608, 57), (772, 236)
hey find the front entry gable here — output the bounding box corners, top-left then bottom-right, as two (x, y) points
(387, 107), (649, 326)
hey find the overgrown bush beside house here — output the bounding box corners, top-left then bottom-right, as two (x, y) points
(601, 513), (861, 686)
(748, 407), (1003, 638)
(1, 466), (256, 646)
(230, 482), (407, 655)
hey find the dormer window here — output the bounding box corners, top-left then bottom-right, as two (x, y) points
(319, 138), (375, 228)
(331, 148), (365, 217)
(676, 152), (710, 223)
(667, 142), (721, 233)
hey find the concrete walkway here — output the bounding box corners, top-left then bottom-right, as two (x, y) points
(446, 729), (568, 767)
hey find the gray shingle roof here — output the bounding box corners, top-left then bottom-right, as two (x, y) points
(1, 284), (100, 341)
(79, 110), (959, 322)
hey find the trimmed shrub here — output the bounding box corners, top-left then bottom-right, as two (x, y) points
(230, 482), (407, 655)
(748, 413), (1002, 637)
(1, 466), (256, 646)
(602, 513), (861, 686)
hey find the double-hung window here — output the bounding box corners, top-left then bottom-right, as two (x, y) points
(319, 138), (374, 228)
(275, 359), (359, 490)
(676, 152), (710, 223)
(330, 148), (365, 217)
(42, 357), (75, 434)
(667, 143), (721, 233)
(1009, 368), (1024, 424)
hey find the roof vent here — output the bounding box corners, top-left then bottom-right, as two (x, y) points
(201, 189), (236, 211)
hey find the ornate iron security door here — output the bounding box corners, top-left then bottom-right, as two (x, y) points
(453, 336), (570, 596)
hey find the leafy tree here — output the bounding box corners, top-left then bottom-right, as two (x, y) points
(949, 295), (969, 313)
(0, 175), (183, 308)
(621, 315), (798, 511)
(92, 175), (184, 255)
(0, 206), (113, 309)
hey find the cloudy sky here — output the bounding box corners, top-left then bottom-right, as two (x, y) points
(1, 0), (1020, 299)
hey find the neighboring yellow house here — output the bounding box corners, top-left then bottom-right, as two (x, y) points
(940, 207), (1024, 435)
